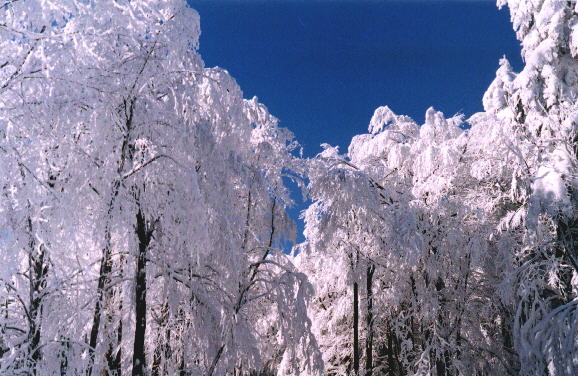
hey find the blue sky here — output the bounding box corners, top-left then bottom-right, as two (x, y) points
(190, 0), (522, 156)
(187, 0), (524, 244)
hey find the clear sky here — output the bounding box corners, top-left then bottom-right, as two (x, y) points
(187, 0), (524, 244)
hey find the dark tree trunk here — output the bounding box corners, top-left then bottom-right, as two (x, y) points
(114, 256), (125, 374)
(88, 98), (135, 376)
(0, 299), (8, 359)
(59, 336), (70, 376)
(179, 353), (186, 376)
(365, 263), (375, 376)
(455, 253), (471, 369)
(87, 246), (112, 376)
(434, 276), (448, 376)
(115, 290), (123, 373)
(436, 356), (447, 376)
(27, 216), (48, 376)
(387, 325), (395, 375)
(353, 280), (359, 375)
(386, 320), (403, 376)
(556, 217), (577, 296)
(132, 207), (153, 376)
(105, 278), (123, 375)
(499, 304), (519, 374)
(151, 343), (161, 376)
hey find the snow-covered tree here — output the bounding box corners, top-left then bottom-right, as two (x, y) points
(478, 1), (578, 374)
(1, 1), (320, 375)
(299, 105), (517, 375)
(298, 1), (576, 374)
(1, 0), (576, 375)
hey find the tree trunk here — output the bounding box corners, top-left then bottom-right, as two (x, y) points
(87, 98), (135, 376)
(132, 207), (153, 376)
(353, 280), (359, 376)
(365, 263), (375, 376)
(386, 319), (403, 376)
(87, 246), (112, 376)
(105, 265), (123, 375)
(179, 350), (186, 376)
(115, 289), (123, 373)
(0, 299), (8, 359)
(117, 257), (125, 373)
(151, 343), (161, 376)
(387, 324), (395, 375)
(27, 216), (48, 376)
(387, 326), (394, 375)
(434, 276), (448, 376)
(59, 336), (70, 376)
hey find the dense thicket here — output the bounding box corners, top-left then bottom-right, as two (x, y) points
(0, 1), (576, 376)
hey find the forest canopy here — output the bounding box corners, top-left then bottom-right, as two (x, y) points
(0, 0), (576, 375)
